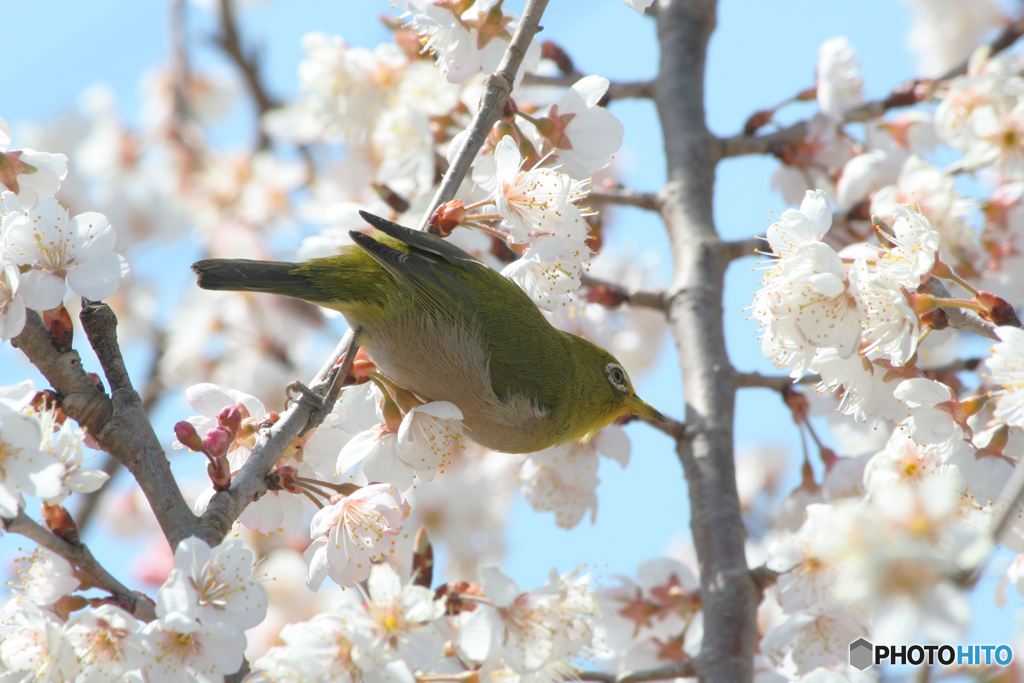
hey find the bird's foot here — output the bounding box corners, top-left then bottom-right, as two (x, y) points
(286, 381), (326, 412)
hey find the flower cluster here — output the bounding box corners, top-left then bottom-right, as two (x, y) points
(0, 385), (109, 519)
(0, 536), (265, 682)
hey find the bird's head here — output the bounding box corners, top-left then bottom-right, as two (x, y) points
(569, 337), (666, 442)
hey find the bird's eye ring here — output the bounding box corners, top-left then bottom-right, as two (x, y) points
(605, 362), (627, 390)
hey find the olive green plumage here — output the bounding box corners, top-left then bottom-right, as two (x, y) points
(191, 211), (663, 454)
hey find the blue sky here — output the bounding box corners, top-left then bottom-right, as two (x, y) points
(0, 0), (1017, 653)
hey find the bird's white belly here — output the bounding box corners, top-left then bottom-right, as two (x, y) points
(344, 311), (549, 453)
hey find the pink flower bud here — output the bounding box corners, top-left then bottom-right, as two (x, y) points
(203, 426), (232, 458)
(218, 405), (243, 440)
(174, 421), (205, 452)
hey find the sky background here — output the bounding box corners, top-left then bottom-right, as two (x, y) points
(0, 0), (1017, 661)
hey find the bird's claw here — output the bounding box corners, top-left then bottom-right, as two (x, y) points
(286, 381), (326, 412)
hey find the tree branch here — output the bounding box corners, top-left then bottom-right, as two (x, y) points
(589, 188), (661, 211)
(214, 0), (279, 116)
(580, 274), (667, 312)
(919, 277), (999, 341)
(719, 13), (1024, 159)
(579, 660), (698, 683)
(11, 309), (198, 548)
(725, 236), (763, 262)
(2, 510), (156, 622)
(521, 73), (654, 100)
(195, 329), (360, 545)
(418, 0), (551, 229)
(653, 2), (757, 683)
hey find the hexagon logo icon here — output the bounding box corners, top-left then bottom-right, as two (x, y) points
(849, 638), (874, 670)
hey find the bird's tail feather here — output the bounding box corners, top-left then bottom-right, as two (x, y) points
(192, 259), (323, 301)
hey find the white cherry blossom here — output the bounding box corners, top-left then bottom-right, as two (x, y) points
(816, 37), (863, 122)
(532, 76), (625, 177)
(305, 483), (408, 590)
(3, 198), (130, 309)
(765, 504), (840, 614)
(0, 407), (66, 517)
(156, 536), (269, 630)
(0, 603), (80, 681)
(0, 254), (25, 341)
(11, 546), (80, 606)
(64, 604), (151, 683)
(142, 612), (246, 683)
(0, 117), (68, 205)
(984, 326), (1024, 428)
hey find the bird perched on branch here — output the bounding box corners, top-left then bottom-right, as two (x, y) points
(191, 211), (664, 454)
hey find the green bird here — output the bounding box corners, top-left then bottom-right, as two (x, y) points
(191, 211), (664, 454)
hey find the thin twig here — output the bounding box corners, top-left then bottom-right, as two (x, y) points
(589, 188), (661, 211)
(195, 329), (360, 545)
(581, 274), (667, 312)
(719, 13), (1024, 159)
(578, 660), (698, 683)
(521, 73), (654, 100)
(733, 371), (819, 390)
(919, 277), (999, 341)
(418, 0), (551, 229)
(2, 510), (156, 622)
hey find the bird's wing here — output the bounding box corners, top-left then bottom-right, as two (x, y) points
(358, 211), (478, 269)
(353, 213), (565, 413)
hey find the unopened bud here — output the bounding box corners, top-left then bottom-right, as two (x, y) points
(42, 503), (79, 545)
(743, 109), (775, 136)
(258, 412), (280, 430)
(428, 200), (467, 237)
(975, 290), (1022, 327)
(794, 86), (817, 101)
(174, 421), (205, 452)
(203, 426), (232, 459)
(218, 405), (242, 441)
(43, 305), (74, 351)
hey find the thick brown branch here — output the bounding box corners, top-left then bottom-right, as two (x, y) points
(3, 510), (156, 622)
(725, 237), (763, 262)
(589, 188), (661, 211)
(521, 73), (654, 100)
(579, 660), (698, 683)
(419, 0), (551, 228)
(654, 2), (757, 683)
(581, 274), (667, 312)
(11, 310), (197, 548)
